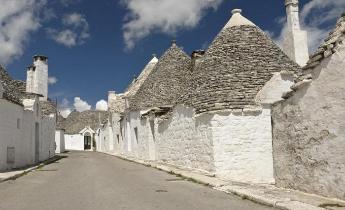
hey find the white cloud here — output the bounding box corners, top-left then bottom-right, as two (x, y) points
(47, 12), (90, 47)
(48, 76), (58, 85)
(58, 97), (93, 117)
(74, 97), (91, 112)
(58, 98), (72, 118)
(273, 0), (345, 53)
(60, 0), (82, 7)
(60, 109), (72, 118)
(121, 0), (223, 49)
(95, 100), (108, 111)
(0, 0), (47, 65)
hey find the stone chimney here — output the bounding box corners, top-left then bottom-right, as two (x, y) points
(283, 0), (309, 67)
(191, 50), (205, 71)
(26, 55), (49, 101)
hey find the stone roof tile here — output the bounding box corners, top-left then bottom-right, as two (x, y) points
(302, 13), (345, 72)
(181, 11), (300, 114)
(129, 43), (192, 111)
(0, 65), (25, 105)
(58, 110), (108, 135)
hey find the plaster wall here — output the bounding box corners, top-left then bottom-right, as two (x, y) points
(55, 130), (65, 153)
(157, 105), (215, 174)
(0, 98), (55, 171)
(272, 46), (345, 200)
(0, 99), (33, 171)
(39, 116), (56, 161)
(65, 135), (84, 151)
(211, 109), (275, 183)
(122, 111), (152, 160)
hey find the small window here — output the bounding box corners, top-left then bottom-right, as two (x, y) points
(117, 135), (120, 144)
(17, 119), (21, 129)
(134, 127), (138, 143)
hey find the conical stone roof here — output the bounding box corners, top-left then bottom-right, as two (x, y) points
(58, 110), (109, 135)
(126, 55), (158, 97)
(183, 9), (300, 114)
(129, 43), (192, 111)
(0, 65), (25, 105)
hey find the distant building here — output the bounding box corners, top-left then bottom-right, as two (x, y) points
(57, 110), (108, 151)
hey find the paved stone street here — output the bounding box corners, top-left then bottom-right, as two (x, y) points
(0, 151), (274, 210)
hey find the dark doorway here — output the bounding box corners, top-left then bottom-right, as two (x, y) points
(84, 133), (92, 150)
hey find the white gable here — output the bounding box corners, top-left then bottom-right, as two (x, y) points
(79, 126), (95, 135)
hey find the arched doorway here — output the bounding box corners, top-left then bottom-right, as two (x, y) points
(84, 132), (92, 150)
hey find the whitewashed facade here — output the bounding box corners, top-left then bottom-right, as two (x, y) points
(55, 130), (65, 154)
(97, 7), (299, 184)
(65, 127), (96, 151)
(0, 55), (56, 172)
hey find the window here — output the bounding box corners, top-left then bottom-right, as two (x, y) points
(117, 135), (120, 144)
(17, 119), (21, 129)
(134, 127), (138, 143)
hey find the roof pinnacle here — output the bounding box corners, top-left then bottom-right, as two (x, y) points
(231, 9), (242, 15)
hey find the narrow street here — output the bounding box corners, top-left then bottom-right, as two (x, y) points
(0, 152), (274, 210)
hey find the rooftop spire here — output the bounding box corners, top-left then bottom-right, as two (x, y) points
(223, 9), (255, 29)
(149, 54), (158, 64)
(283, 0), (309, 66)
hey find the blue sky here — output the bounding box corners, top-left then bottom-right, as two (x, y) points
(1, 0), (344, 115)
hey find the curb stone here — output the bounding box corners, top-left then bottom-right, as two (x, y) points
(0, 155), (64, 183)
(100, 152), (338, 210)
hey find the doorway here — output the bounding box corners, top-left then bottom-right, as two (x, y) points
(84, 132), (92, 150)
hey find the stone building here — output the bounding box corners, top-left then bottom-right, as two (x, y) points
(0, 56), (56, 172)
(58, 110), (108, 151)
(272, 13), (345, 200)
(98, 8), (301, 184)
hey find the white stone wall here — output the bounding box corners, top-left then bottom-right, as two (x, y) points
(55, 130), (65, 153)
(39, 116), (56, 161)
(0, 99), (33, 171)
(272, 44), (345, 199)
(157, 105), (215, 174)
(65, 135), (84, 151)
(0, 97), (55, 172)
(212, 109), (275, 184)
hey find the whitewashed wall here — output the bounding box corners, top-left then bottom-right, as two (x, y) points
(39, 116), (56, 161)
(55, 130), (65, 153)
(65, 135), (84, 151)
(0, 99), (33, 171)
(272, 44), (345, 200)
(211, 109), (275, 184)
(157, 105), (215, 174)
(0, 97), (56, 172)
